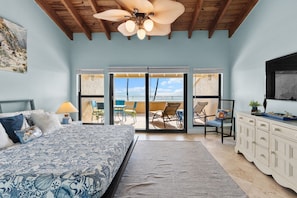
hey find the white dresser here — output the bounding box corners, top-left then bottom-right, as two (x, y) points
(235, 112), (297, 193)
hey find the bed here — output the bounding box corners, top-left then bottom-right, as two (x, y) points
(0, 99), (136, 198)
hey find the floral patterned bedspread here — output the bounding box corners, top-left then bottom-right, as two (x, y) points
(0, 124), (135, 198)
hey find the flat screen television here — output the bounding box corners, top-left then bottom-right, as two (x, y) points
(266, 52), (297, 101)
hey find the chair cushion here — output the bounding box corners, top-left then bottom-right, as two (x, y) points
(206, 119), (232, 128)
(206, 119), (223, 127)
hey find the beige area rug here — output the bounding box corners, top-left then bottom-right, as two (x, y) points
(114, 141), (247, 198)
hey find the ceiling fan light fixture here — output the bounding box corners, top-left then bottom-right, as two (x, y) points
(94, 0), (185, 39)
(125, 20), (136, 32)
(143, 19), (154, 32)
(137, 28), (146, 40)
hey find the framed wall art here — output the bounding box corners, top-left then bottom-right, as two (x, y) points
(0, 17), (27, 73)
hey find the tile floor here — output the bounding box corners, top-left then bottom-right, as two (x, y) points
(136, 132), (297, 198)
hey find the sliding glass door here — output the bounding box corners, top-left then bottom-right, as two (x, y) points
(148, 73), (186, 131)
(110, 71), (187, 132)
(111, 73), (146, 130)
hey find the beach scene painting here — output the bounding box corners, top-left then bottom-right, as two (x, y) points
(0, 17), (27, 73)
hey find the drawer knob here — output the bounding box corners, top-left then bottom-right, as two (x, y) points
(260, 137), (266, 141)
(274, 128), (281, 132)
(260, 154), (266, 158)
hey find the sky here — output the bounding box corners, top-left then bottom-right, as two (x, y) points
(114, 77), (183, 101)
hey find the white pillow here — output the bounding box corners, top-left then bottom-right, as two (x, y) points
(31, 112), (62, 133)
(0, 123), (14, 149)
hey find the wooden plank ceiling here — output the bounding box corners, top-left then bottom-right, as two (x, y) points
(34, 0), (258, 40)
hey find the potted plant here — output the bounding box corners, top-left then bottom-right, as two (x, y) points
(249, 100), (261, 113)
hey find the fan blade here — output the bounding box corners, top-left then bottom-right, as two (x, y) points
(146, 23), (171, 36)
(149, 0), (185, 24)
(116, 0), (153, 13)
(118, 23), (137, 36)
(93, 9), (131, 22)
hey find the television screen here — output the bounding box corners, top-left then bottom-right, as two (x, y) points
(275, 71), (297, 100)
(266, 52), (297, 101)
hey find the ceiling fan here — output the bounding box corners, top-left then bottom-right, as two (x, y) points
(93, 0), (185, 40)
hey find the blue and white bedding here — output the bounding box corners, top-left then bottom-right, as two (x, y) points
(0, 124), (135, 197)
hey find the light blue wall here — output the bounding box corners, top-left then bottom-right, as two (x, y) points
(70, 31), (230, 130)
(230, 0), (297, 115)
(0, 0), (70, 112)
(5, 0), (296, 130)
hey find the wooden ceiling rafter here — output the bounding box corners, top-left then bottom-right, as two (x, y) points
(60, 0), (92, 40)
(34, 0), (258, 41)
(188, 0), (204, 39)
(228, 0), (258, 37)
(208, 0), (232, 38)
(88, 0), (111, 40)
(35, 0), (73, 40)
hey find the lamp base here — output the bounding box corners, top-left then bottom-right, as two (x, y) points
(62, 117), (72, 124)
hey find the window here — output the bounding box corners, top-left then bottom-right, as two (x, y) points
(78, 71), (105, 124)
(193, 71), (221, 126)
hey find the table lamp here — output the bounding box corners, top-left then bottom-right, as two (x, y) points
(56, 101), (78, 124)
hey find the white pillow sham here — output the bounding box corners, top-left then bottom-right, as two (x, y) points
(0, 123), (14, 149)
(31, 112), (62, 133)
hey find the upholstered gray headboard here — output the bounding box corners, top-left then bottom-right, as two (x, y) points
(0, 99), (35, 113)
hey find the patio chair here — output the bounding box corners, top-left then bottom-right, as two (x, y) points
(193, 101), (208, 123)
(114, 100), (125, 121)
(91, 100), (104, 122)
(151, 102), (181, 128)
(204, 99), (235, 143)
(124, 102), (137, 123)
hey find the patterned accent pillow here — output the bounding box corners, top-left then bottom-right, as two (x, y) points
(216, 109), (229, 119)
(0, 114), (24, 143)
(14, 126), (42, 144)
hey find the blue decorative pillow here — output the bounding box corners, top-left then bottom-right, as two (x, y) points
(0, 114), (24, 143)
(14, 126), (42, 144)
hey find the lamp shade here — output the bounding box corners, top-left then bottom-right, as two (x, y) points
(56, 102), (78, 115)
(143, 19), (154, 32)
(125, 20), (136, 32)
(137, 29), (146, 40)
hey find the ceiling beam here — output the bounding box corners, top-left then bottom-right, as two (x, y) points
(208, 0), (232, 38)
(88, 0), (111, 40)
(34, 0), (73, 40)
(188, 0), (204, 39)
(61, 0), (92, 40)
(228, 0), (258, 37)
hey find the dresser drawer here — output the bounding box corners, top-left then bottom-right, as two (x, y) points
(237, 115), (255, 126)
(256, 129), (269, 147)
(257, 120), (269, 131)
(255, 145), (269, 166)
(271, 124), (297, 142)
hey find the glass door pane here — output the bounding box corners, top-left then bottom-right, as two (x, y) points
(113, 73), (146, 130)
(79, 74), (104, 124)
(149, 73), (184, 130)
